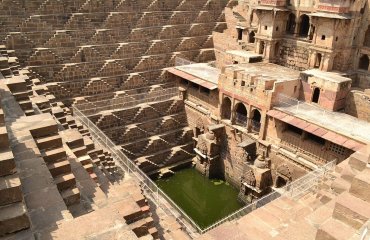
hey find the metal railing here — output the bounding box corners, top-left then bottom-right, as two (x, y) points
(200, 159), (336, 233)
(73, 106), (202, 237)
(235, 113), (247, 127)
(73, 106), (336, 235)
(274, 93), (370, 143)
(76, 87), (178, 116)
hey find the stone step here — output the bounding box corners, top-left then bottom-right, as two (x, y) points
(83, 163), (94, 174)
(35, 134), (62, 151)
(333, 192), (370, 229)
(83, 136), (95, 151)
(12, 90), (30, 101)
(24, 109), (35, 116)
(148, 226), (158, 239)
(316, 217), (356, 240)
(331, 177), (351, 195)
(88, 148), (103, 156)
(0, 126), (9, 149)
(55, 173), (76, 191)
(90, 173), (98, 182)
(0, 174), (22, 206)
(78, 155), (92, 165)
(132, 193), (147, 207)
(18, 100), (32, 110)
(48, 160), (71, 178)
(61, 187), (80, 206)
(349, 168), (370, 203)
(42, 147), (67, 163)
(0, 202), (30, 236)
(72, 146), (87, 157)
(129, 218), (149, 238)
(0, 150), (16, 177)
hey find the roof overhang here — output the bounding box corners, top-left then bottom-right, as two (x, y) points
(167, 67), (218, 90)
(267, 109), (365, 151)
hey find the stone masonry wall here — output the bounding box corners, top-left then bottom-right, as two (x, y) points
(276, 39), (310, 71)
(345, 90), (370, 123)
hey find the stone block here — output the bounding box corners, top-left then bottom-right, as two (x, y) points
(0, 151), (16, 177)
(316, 217), (356, 240)
(27, 114), (58, 138)
(77, 155), (91, 165)
(55, 173), (76, 191)
(35, 135), (63, 151)
(48, 160), (71, 178)
(42, 147), (67, 163)
(333, 192), (370, 229)
(348, 152), (368, 171)
(61, 187), (80, 206)
(72, 146), (87, 157)
(349, 168), (370, 203)
(0, 127), (9, 149)
(0, 202), (30, 236)
(0, 174), (22, 206)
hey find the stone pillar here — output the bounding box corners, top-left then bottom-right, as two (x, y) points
(246, 105), (253, 132)
(259, 110), (268, 140)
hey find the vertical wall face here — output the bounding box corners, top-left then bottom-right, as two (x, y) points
(0, 0), (232, 104)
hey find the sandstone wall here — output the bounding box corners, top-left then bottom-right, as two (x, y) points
(345, 90), (370, 123)
(276, 39), (310, 71)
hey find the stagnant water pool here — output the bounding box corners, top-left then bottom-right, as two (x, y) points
(155, 168), (244, 228)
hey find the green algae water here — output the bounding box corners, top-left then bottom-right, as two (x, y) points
(155, 168), (244, 228)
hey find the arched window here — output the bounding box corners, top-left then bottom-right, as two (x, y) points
(221, 97), (232, 120)
(251, 109), (261, 132)
(315, 53), (322, 69)
(249, 31), (255, 43)
(364, 27), (370, 47)
(312, 88), (320, 103)
(234, 103), (248, 127)
(286, 13), (296, 34)
(359, 54), (369, 70)
(299, 14), (310, 37)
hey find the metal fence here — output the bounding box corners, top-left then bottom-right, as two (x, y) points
(274, 93), (370, 143)
(235, 113), (247, 127)
(73, 106), (336, 235)
(200, 159), (336, 233)
(76, 87), (178, 116)
(73, 106), (202, 237)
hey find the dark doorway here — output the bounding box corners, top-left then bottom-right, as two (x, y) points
(275, 42), (280, 57)
(359, 54), (369, 70)
(275, 176), (287, 188)
(259, 41), (265, 55)
(235, 103), (248, 126)
(286, 13), (296, 34)
(249, 31), (255, 43)
(364, 26), (370, 47)
(251, 109), (261, 132)
(312, 88), (320, 103)
(221, 97), (232, 120)
(237, 28), (243, 40)
(299, 14), (310, 37)
(315, 53), (322, 68)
